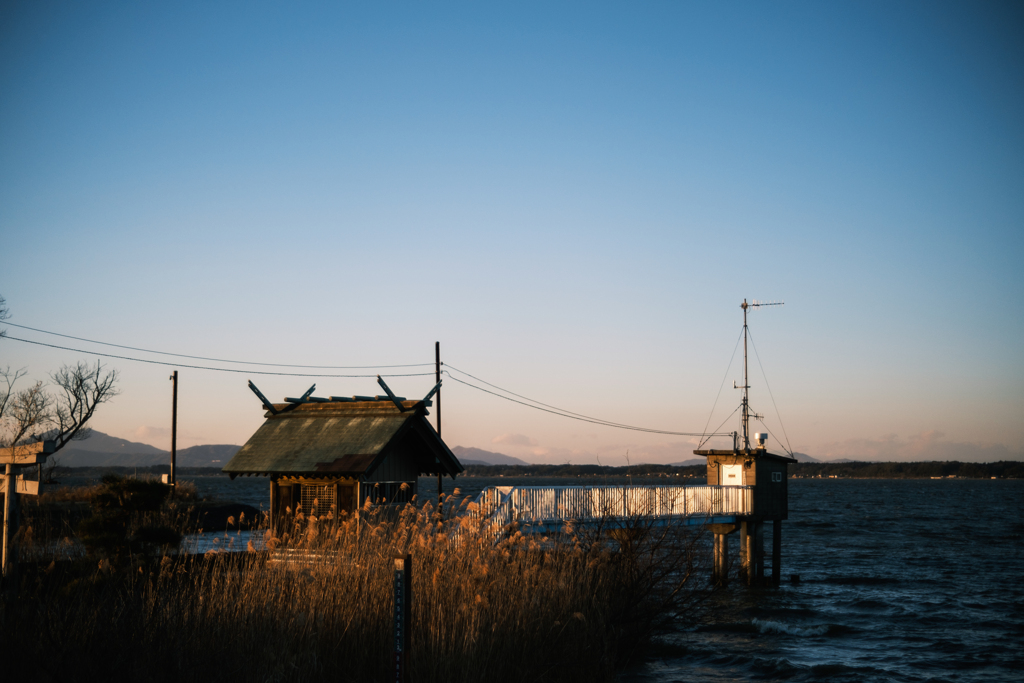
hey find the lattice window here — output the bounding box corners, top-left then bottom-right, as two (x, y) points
(300, 483), (336, 518)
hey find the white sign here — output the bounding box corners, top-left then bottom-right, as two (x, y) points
(0, 476), (40, 496)
(722, 464), (743, 485)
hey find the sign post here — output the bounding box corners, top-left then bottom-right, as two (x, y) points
(393, 553), (412, 683)
(1, 441), (54, 587)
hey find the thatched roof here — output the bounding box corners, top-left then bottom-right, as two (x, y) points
(222, 400), (462, 479)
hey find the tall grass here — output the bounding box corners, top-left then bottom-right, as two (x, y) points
(2, 490), (711, 683)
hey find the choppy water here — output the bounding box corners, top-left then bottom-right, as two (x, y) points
(621, 479), (1024, 683)
(57, 474), (1024, 680)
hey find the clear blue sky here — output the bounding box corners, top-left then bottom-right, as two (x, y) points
(2, 1), (1022, 463)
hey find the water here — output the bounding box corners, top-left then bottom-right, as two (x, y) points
(621, 479), (1024, 683)
(53, 473), (1024, 680)
(198, 474), (1023, 681)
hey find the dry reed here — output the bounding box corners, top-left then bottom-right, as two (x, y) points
(2, 492), (711, 683)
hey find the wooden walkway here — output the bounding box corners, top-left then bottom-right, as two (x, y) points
(472, 484), (753, 534)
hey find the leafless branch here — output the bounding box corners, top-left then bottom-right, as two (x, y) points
(0, 365), (28, 422)
(0, 294), (8, 339)
(0, 379), (51, 448)
(50, 360), (119, 452)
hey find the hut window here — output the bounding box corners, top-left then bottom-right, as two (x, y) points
(772, 472), (783, 483)
(300, 484), (336, 517)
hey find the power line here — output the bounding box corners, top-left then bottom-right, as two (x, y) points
(2, 336), (435, 378)
(4, 321), (741, 437)
(1, 321), (432, 369)
(444, 371), (729, 437)
(446, 363), (660, 426)
(698, 327), (744, 449)
(747, 328), (795, 456)
(699, 404), (741, 450)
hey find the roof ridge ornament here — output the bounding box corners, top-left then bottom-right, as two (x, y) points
(377, 375), (408, 412)
(247, 380), (278, 414)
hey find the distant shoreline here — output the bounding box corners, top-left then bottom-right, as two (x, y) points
(43, 461), (1024, 480)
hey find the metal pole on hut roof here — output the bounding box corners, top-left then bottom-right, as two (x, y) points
(435, 342), (442, 503)
(170, 370), (178, 487)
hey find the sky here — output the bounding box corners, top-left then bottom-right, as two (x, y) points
(1, 1), (1022, 464)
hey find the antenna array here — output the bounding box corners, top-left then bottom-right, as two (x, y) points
(738, 298), (783, 450)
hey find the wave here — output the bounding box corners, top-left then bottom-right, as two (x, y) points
(813, 576), (901, 586)
(752, 618), (831, 637)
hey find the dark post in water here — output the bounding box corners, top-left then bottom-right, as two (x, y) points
(393, 553), (412, 683)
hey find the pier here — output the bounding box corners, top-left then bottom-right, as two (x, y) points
(471, 479), (785, 587)
(473, 483), (752, 533)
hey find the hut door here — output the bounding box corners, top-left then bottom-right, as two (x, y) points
(339, 483), (358, 513)
(722, 464), (743, 486)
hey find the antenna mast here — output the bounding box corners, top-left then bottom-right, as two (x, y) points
(739, 299), (783, 451)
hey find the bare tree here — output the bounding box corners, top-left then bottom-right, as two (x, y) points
(0, 366), (27, 425)
(0, 360), (118, 452)
(0, 380), (51, 448)
(49, 360), (119, 451)
(0, 294), (8, 338)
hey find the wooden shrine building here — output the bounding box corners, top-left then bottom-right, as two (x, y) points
(694, 432), (796, 586)
(223, 386), (463, 534)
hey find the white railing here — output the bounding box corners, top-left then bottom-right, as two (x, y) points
(472, 484), (753, 532)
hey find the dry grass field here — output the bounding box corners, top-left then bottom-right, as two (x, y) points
(2, 485), (711, 683)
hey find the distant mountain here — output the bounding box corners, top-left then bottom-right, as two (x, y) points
(791, 452), (821, 463)
(59, 430), (166, 456)
(52, 431), (240, 468)
(671, 458), (707, 467)
(451, 446), (530, 466)
(177, 444), (240, 467)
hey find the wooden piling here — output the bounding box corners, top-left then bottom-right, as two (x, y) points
(740, 521), (749, 583)
(721, 532), (729, 586)
(712, 534), (720, 584)
(754, 521), (765, 584)
(749, 520), (757, 585)
(772, 520), (782, 587)
(712, 533), (730, 587)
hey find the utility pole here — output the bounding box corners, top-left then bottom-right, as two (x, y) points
(170, 370), (178, 487)
(435, 342), (442, 502)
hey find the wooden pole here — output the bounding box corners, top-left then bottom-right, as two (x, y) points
(754, 521), (765, 585)
(721, 531), (729, 587)
(772, 520), (782, 587)
(749, 520), (757, 585)
(1, 464), (13, 580)
(712, 533), (720, 584)
(739, 521), (749, 583)
(170, 371), (178, 487)
(393, 553), (412, 683)
(435, 342), (442, 503)
(713, 533), (729, 586)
